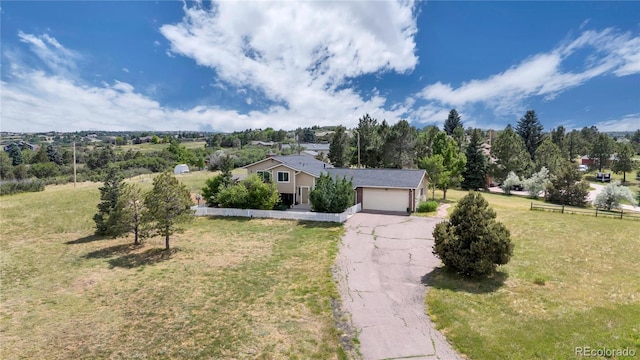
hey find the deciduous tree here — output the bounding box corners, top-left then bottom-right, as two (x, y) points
(432, 133), (466, 200)
(419, 154), (445, 200)
(522, 167), (549, 199)
(490, 125), (532, 181)
(594, 181), (637, 210)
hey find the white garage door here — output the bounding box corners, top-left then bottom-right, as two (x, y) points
(362, 188), (409, 212)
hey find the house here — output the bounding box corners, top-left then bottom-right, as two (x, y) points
(3, 141), (40, 152)
(244, 155), (429, 212)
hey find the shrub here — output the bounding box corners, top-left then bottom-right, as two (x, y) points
(309, 173), (354, 213)
(0, 179), (45, 196)
(594, 181), (637, 210)
(201, 174), (225, 207)
(433, 192), (514, 277)
(500, 171), (521, 195)
(217, 175), (280, 210)
(522, 167), (549, 199)
(545, 162), (589, 207)
(417, 201), (438, 213)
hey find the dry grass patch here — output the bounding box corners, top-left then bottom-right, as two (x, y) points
(1, 182), (346, 359)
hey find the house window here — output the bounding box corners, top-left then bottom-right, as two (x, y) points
(420, 188), (424, 196)
(277, 171), (290, 183)
(257, 170), (271, 182)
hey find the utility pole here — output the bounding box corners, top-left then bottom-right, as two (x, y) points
(73, 141), (77, 188)
(353, 130), (360, 168)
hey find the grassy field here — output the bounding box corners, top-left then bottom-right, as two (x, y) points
(0, 180), (346, 359)
(118, 141), (206, 153)
(425, 189), (640, 359)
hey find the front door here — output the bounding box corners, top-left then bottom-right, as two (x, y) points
(300, 186), (310, 204)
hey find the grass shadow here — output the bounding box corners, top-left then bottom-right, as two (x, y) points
(298, 220), (343, 229)
(203, 216), (252, 223)
(65, 234), (107, 245)
(421, 267), (508, 294)
(84, 244), (137, 259)
(108, 248), (178, 269)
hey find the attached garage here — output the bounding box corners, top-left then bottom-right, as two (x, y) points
(361, 188), (409, 212)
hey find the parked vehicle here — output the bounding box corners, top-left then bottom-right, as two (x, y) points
(578, 164), (588, 172)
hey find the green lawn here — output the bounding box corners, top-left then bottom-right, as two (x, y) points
(0, 180), (345, 359)
(117, 141), (206, 154)
(425, 189), (640, 359)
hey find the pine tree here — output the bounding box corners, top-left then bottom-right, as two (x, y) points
(443, 109), (463, 136)
(329, 125), (349, 167)
(93, 165), (125, 236)
(461, 129), (487, 190)
(612, 143), (635, 183)
(589, 133), (615, 172)
(144, 172), (194, 250)
(433, 192), (513, 277)
(516, 110), (544, 160)
(490, 125), (532, 181)
(534, 138), (564, 175)
(113, 183), (147, 245)
(7, 144), (24, 166)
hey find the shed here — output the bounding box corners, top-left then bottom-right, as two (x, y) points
(174, 164), (190, 174)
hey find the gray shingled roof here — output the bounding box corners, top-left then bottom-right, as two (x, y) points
(272, 155), (333, 177)
(326, 168), (426, 189)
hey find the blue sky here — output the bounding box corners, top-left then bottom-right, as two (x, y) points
(1, 1), (639, 133)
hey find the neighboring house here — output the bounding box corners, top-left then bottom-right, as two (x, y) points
(281, 143), (331, 152)
(174, 164), (190, 174)
(581, 156), (595, 166)
(249, 141), (275, 147)
(244, 155), (429, 212)
(2, 141), (40, 152)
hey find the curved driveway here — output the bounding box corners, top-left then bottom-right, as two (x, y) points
(335, 213), (462, 360)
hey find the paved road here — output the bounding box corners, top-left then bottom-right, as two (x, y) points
(335, 213), (462, 360)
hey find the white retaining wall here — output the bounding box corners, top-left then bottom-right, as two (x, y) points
(193, 203), (362, 223)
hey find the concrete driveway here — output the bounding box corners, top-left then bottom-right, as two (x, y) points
(335, 213), (462, 360)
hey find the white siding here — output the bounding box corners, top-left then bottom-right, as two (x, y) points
(362, 188), (409, 212)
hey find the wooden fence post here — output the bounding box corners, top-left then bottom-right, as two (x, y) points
(562, 205), (564, 214)
(620, 210), (623, 220)
(595, 208), (598, 217)
(530, 202), (533, 210)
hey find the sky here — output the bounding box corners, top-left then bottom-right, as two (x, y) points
(1, 1), (639, 133)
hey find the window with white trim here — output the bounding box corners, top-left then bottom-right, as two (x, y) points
(277, 171), (290, 183)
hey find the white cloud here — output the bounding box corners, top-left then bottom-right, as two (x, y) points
(159, 1), (418, 127)
(17, 32), (79, 76)
(122, 67), (129, 73)
(2, 3), (419, 132)
(594, 113), (640, 132)
(418, 28), (640, 115)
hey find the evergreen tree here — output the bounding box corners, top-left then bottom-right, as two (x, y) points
(545, 162), (589, 207)
(589, 133), (615, 172)
(6, 144), (24, 166)
(490, 125), (532, 181)
(443, 109), (463, 136)
(352, 114), (382, 168)
(93, 165), (126, 236)
(433, 192), (513, 277)
(309, 173), (355, 213)
(113, 183), (147, 245)
(550, 126), (567, 158)
(534, 138), (565, 175)
(46, 144), (63, 165)
(612, 143), (635, 183)
(383, 120), (417, 168)
(329, 125), (349, 167)
(31, 145), (50, 164)
(144, 172), (194, 250)
(516, 110), (544, 160)
(461, 129), (487, 190)
(0, 152), (14, 180)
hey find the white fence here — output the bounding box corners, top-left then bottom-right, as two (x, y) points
(193, 203), (362, 223)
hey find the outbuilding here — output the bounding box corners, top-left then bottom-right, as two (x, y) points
(173, 164), (190, 174)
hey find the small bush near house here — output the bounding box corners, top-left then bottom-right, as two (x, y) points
(309, 173), (354, 213)
(217, 174), (280, 210)
(433, 192), (513, 277)
(417, 201), (438, 213)
(0, 179), (46, 196)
